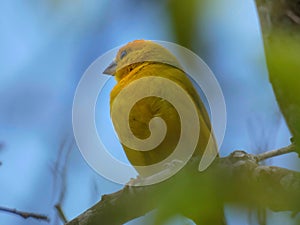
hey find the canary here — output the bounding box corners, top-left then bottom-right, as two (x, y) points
(103, 40), (217, 178)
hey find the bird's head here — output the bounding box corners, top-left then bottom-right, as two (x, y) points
(103, 40), (182, 81)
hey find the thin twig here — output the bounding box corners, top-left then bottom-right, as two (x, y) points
(52, 135), (73, 224)
(255, 144), (296, 162)
(0, 206), (49, 222)
(55, 204), (68, 223)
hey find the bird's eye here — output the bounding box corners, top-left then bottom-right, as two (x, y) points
(120, 50), (127, 59)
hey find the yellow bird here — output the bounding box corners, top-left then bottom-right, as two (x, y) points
(103, 40), (217, 178)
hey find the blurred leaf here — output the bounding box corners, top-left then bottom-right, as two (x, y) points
(167, 0), (201, 49)
(255, 0), (300, 155)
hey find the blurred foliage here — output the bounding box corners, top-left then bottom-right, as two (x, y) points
(255, 0), (300, 155)
(167, 0), (199, 49)
(154, 162), (226, 225)
(149, 155), (300, 225)
(265, 32), (300, 151)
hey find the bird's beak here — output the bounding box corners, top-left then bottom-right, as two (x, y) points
(103, 60), (117, 75)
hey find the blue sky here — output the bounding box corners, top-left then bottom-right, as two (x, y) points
(0, 0), (298, 225)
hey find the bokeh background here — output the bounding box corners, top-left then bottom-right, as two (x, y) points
(0, 0), (299, 224)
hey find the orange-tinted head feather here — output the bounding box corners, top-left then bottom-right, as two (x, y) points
(103, 40), (182, 81)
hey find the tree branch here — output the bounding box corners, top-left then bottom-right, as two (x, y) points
(255, 144), (296, 162)
(66, 149), (300, 225)
(0, 206), (49, 222)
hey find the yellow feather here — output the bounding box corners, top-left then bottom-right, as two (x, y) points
(106, 40), (216, 177)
